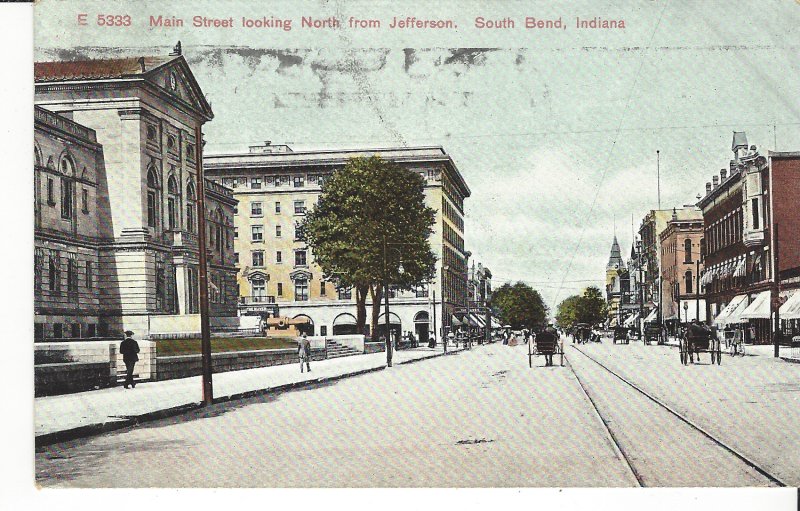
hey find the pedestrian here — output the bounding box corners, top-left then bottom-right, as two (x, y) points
(119, 330), (140, 389)
(538, 324), (559, 366)
(298, 334), (311, 373)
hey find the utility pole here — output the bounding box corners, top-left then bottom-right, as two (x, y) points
(194, 126), (213, 406)
(657, 150), (661, 210)
(464, 251), (472, 349)
(774, 223), (781, 358)
(431, 290), (438, 349)
(696, 257), (701, 324)
(382, 235), (393, 367)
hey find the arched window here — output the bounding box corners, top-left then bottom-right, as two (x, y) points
(167, 174), (180, 230)
(60, 156), (75, 219)
(685, 270), (693, 295)
(186, 180), (196, 233)
(684, 239), (692, 263)
(147, 166), (160, 228)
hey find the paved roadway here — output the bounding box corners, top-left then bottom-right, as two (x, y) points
(35, 341), (798, 487)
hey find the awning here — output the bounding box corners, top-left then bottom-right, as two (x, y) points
(451, 315), (462, 327)
(609, 318), (618, 327)
(740, 291), (772, 320)
(733, 258), (747, 278)
(473, 314), (487, 328)
(780, 289), (800, 320)
(623, 313), (639, 327)
(713, 294), (749, 326)
(643, 308), (658, 323)
(491, 318), (502, 329)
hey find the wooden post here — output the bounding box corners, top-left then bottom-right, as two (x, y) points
(195, 125), (213, 405)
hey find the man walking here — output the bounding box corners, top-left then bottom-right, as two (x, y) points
(120, 330), (140, 389)
(298, 334), (312, 373)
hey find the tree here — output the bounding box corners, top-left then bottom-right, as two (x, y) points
(302, 156), (437, 343)
(555, 286), (608, 328)
(490, 282), (548, 330)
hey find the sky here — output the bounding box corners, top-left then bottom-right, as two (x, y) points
(34, 0), (800, 312)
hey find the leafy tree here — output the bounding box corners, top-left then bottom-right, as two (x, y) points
(490, 282), (548, 329)
(302, 156), (437, 341)
(555, 286), (608, 328)
(555, 294), (581, 329)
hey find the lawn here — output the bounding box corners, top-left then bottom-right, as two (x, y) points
(156, 337), (299, 357)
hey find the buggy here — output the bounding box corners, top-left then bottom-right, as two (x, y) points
(613, 326), (629, 344)
(680, 322), (722, 365)
(529, 330), (564, 367)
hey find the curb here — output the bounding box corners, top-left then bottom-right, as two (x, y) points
(35, 353), (451, 448)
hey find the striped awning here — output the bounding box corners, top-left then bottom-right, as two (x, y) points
(733, 258), (747, 278)
(644, 308), (658, 323)
(780, 289), (800, 320)
(740, 291), (772, 320)
(713, 294), (749, 327)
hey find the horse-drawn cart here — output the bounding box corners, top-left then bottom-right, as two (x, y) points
(529, 329), (564, 367)
(680, 322), (722, 365)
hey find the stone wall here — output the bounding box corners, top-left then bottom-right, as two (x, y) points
(155, 348), (325, 381)
(35, 362), (114, 397)
(35, 340), (156, 381)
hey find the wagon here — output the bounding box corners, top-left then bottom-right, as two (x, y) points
(679, 322), (722, 365)
(612, 326), (629, 344)
(529, 330), (564, 367)
(643, 322), (663, 345)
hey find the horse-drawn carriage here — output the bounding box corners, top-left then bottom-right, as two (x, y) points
(528, 328), (564, 367)
(679, 322), (722, 365)
(643, 322), (663, 345)
(612, 326), (629, 344)
(573, 323), (593, 344)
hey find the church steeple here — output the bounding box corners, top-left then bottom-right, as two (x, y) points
(606, 236), (625, 271)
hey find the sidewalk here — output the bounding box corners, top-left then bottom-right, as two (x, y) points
(651, 335), (798, 361)
(35, 346), (459, 447)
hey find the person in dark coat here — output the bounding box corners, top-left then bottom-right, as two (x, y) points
(537, 324), (559, 366)
(298, 334), (311, 373)
(119, 330), (140, 389)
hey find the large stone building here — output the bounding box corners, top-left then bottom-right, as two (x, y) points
(204, 142), (471, 343)
(34, 50), (238, 339)
(659, 207), (705, 333)
(698, 133), (800, 344)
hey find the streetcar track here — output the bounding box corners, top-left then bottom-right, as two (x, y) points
(564, 356), (644, 487)
(569, 345), (787, 487)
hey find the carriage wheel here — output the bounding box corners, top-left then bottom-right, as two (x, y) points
(679, 339), (687, 365)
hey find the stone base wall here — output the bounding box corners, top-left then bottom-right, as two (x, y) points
(35, 362), (114, 397)
(155, 348), (325, 381)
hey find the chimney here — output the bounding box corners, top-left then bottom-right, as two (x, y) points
(712, 175), (719, 187)
(720, 168), (727, 180)
(706, 182), (712, 195)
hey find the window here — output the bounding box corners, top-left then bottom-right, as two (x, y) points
(81, 189), (89, 213)
(234, 252), (239, 263)
(295, 279), (309, 301)
(252, 278), (266, 299)
(168, 197), (177, 230)
(87, 323), (96, 338)
(320, 326), (328, 336)
(67, 258), (78, 294)
(685, 270), (693, 295)
(294, 221), (305, 241)
(684, 239), (692, 263)
(276, 251), (282, 263)
(222, 178), (235, 187)
(295, 250), (307, 267)
(415, 285), (429, 298)
(293, 175), (305, 188)
(294, 200), (306, 215)
(320, 281), (326, 296)
(275, 202), (281, 214)
(167, 135), (176, 151)
(275, 225), (282, 238)
(146, 125), (157, 141)
(277, 283), (283, 296)
(61, 178), (73, 219)
(187, 267), (199, 313)
(186, 181), (196, 233)
(53, 323), (63, 339)
(167, 175), (180, 230)
(338, 287), (352, 300)
(238, 177), (248, 186)
(752, 198), (760, 230)
(251, 225), (264, 241)
(85, 261), (93, 289)
(147, 167), (159, 229)
(186, 143), (195, 158)
(234, 227), (238, 239)
(251, 202), (263, 216)
(48, 252), (60, 292)
(251, 177), (262, 189)
(47, 178), (55, 205)
(156, 266), (166, 309)
(252, 251), (264, 267)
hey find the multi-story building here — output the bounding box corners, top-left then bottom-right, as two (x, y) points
(466, 261), (494, 332)
(204, 142), (471, 344)
(698, 132), (800, 344)
(659, 207), (705, 333)
(34, 49), (238, 339)
(34, 106), (107, 340)
(638, 207), (700, 324)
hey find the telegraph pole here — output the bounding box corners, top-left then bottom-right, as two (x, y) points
(773, 223), (781, 358)
(194, 125), (213, 406)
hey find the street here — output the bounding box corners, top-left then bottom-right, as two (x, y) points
(36, 341), (799, 488)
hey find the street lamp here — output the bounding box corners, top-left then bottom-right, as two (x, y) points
(382, 235), (419, 367)
(683, 301), (689, 326)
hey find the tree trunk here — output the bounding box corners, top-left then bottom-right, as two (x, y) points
(370, 283), (384, 341)
(355, 283), (369, 336)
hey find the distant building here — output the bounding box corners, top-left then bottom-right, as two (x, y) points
(659, 207), (705, 333)
(698, 132), (800, 344)
(605, 235), (629, 326)
(204, 142), (471, 343)
(34, 50), (238, 339)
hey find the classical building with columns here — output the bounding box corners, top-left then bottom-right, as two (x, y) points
(204, 142), (471, 344)
(34, 50), (238, 340)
